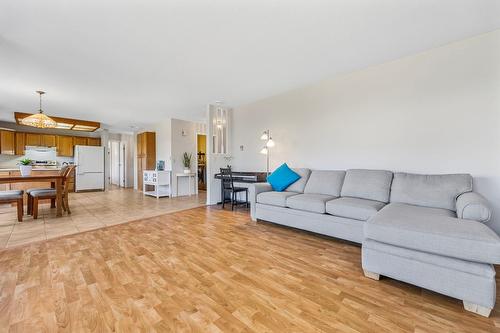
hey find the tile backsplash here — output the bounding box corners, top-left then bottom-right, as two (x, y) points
(0, 154), (74, 168)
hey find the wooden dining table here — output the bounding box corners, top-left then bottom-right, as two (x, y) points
(0, 174), (64, 217)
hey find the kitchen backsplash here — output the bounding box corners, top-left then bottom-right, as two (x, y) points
(0, 154), (74, 168)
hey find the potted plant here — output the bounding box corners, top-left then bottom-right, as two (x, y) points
(19, 158), (33, 176)
(182, 152), (192, 173)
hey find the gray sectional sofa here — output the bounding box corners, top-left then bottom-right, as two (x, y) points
(249, 168), (500, 317)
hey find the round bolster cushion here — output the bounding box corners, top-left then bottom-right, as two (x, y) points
(456, 192), (492, 223)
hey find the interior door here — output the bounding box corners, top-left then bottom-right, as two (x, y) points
(110, 141), (120, 186)
(120, 142), (126, 187)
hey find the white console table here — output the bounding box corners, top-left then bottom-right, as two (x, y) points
(143, 170), (171, 198)
(175, 172), (197, 196)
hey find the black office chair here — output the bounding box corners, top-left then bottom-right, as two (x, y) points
(220, 167), (248, 210)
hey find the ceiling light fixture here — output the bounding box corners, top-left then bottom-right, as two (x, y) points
(21, 91), (57, 129)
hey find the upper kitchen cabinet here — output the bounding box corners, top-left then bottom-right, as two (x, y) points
(25, 133), (41, 146)
(56, 135), (74, 157)
(0, 130), (15, 155)
(137, 132), (154, 158)
(136, 132), (156, 190)
(40, 134), (56, 147)
(87, 137), (101, 146)
(15, 132), (25, 155)
(73, 136), (87, 146)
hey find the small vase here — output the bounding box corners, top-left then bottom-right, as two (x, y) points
(20, 165), (32, 177)
(183, 168), (190, 174)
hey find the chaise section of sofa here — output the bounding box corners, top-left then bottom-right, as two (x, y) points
(362, 172), (498, 317)
(249, 168), (499, 317)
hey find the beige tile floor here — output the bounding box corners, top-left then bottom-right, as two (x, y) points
(0, 187), (206, 249)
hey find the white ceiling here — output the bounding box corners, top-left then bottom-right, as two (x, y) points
(1, 0), (499, 131)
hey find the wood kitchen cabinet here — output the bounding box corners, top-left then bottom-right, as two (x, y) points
(0, 130), (15, 155)
(73, 136), (87, 146)
(56, 135), (74, 157)
(87, 137), (101, 146)
(25, 133), (41, 146)
(40, 134), (56, 147)
(15, 132), (25, 155)
(136, 132), (156, 190)
(0, 130), (102, 156)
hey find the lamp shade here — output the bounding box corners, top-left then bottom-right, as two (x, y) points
(21, 112), (57, 129)
(260, 147), (268, 155)
(260, 132), (269, 140)
(266, 138), (275, 147)
(21, 90), (57, 129)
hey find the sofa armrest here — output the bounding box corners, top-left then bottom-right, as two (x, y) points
(456, 192), (492, 223)
(249, 182), (273, 221)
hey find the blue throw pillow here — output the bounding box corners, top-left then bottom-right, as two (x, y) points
(267, 163), (301, 192)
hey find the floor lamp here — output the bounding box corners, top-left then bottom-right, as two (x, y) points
(260, 129), (275, 176)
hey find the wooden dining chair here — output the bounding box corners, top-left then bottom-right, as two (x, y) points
(26, 165), (69, 214)
(220, 167), (249, 210)
(0, 190), (24, 222)
(28, 165), (75, 219)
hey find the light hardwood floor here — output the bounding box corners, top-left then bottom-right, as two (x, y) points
(0, 206), (498, 332)
(0, 188), (206, 249)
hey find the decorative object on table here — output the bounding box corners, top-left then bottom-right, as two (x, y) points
(18, 158), (33, 177)
(266, 163), (300, 191)
(20, 91), (57, 129)
(156, 160), (165, 171)
(182, 152), (192, 173)
(259, 129), (275, 175)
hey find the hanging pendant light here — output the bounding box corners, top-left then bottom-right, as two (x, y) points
(21, 91), (57, 129)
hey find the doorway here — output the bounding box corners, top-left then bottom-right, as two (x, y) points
(109, 140), (126, 187)
(197, 134), (207, 191)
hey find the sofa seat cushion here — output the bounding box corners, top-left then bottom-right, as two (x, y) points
(365, 203), (500, 264)
(326, 197), (386, 221)
(257, 191), (300, 207)
(286, 193), (336, 214)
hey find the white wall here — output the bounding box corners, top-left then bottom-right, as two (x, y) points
(231, 30), (500, 233)
(154, 119), (172, 170)
(151, 118), (205, 196)
(171, 118), (199, 196)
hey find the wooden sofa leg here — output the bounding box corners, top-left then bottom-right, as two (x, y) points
(17, 198), (23, 222)
(463, 301), (492, 317)
(363, 270), (380, 281)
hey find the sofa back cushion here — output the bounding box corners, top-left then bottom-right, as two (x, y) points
(341, 169), (393, 203)
(285, 168), (311, 193)
(304, 170), (346, 197)
(390, 172), (472, 211)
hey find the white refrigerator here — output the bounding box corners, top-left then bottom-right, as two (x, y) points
(74, 145), (105, 191)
